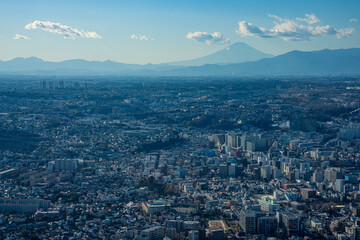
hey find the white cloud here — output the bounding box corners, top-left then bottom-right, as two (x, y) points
(237, 14), (354, 41)
(336, 28), (354, 38)
(350, 18), (358, 23)
(25, 20), (102, 39)
(296, 14), (320, 24)
(14, 34), (30, 40)
(131, 34), (149, 41)
(186, 31), (229, 45)
(267, 14), (285, 22)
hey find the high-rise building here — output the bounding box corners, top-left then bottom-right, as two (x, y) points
(140, 226), (165, 240)
(47, 81), (54, 90)
(225, 133), (239, 148)
(167, 220), (183, 233)
(301, 188), (316, 200)
(287, 171), (295, 181)
(228, 163), (241, 177)
(354, 225), (360, 240)
(272, 168), (282, 179)
(189, 230), (199, 240)
(166, 228), (177, 240)
(261, 165), (272, 179)
(183, 221), (200, 230)
(59, 80), (64, 89)
(252, 168), (261, 180)
(312, 171), (324, 183)
(240, 134), (269, 152)
(180, 168), (185, 179)
(282, 213), (299, 233)
(208, 229), (224, 240)
(294, 169), (300, 180)
(0, 204), (37, 214)
(53, 159), (78, 172)
(212, 134), (225, 146)
(325, 168), (343, 183)
(257, 216), (278, 235)
(240, 210), (256, 234)
(9, 199), (50, 210)
(335, 179), (345, 193)
(338, 124), (360, 140)
(300, 162), (310, 173)
(40, 80), (46, 89)
(219, 164), (228, 178)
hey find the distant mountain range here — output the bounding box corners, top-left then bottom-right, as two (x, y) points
(168, 48), (360, 76)
(0, 56), (179, 75)
(167, 42), (273, 66)
(0, 43), (359, 76)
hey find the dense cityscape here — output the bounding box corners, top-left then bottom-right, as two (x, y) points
(0, 76), (359, 239)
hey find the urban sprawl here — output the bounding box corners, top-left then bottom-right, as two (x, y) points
(0, 76), (360, 240)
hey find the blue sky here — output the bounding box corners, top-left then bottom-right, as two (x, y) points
(0, 0), (359, 64)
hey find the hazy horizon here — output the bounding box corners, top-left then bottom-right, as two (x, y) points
(1, 0), (359, 64)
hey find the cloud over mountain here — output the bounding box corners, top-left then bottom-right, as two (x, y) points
(14, 34), (30, 40)
(25, 20), (102, 39)
(131, 34), (149, 41)
(186, 32), (229, 45)
(237, 14), (354, 41)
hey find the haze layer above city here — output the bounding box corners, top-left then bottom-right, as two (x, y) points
(1, 1), (360, 240)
